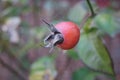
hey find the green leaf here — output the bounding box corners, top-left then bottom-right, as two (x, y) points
(3, 7), (22, 16)
(30, 57), (55, 72)
(67, 49), (79, 60)
(72, 67), (98, 80)
(94, 13), (120, 37)
(75, 31), (114, 75)
(20, 0), (28, 5)
(29, 56), (56, 80)
(68, 2), (87, 23)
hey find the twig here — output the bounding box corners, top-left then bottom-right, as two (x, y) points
(19, 41), (44, 55)
(55, 50), (72, 80)
(80, 12), (91, 28)
(0, 56), (27, 80)
(0, 33), (28, 74)
(4, 44), (29, 74)
(30, 0), (40, 26)
(86, 0), (95, 17)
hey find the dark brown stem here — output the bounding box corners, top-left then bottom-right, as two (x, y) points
(30, 0), (40, 26)
(80, 12), (91, 28)
(55, 51), (72, 80)
(4, 44), (29, 74)
(0, 56), (27, 80)
(86, 0), (95, 17)
(0, 32), (28, 73)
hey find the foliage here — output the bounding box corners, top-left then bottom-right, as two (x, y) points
(76, 30), (113, 75)
(94, 12), (120, 37)
(29, 56), (56, 80)
(72, 67), (99, 80)
(72, 67), (115, 80)
(0, 0), (119, 80)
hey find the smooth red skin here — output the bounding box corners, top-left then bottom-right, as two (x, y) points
(55, 22), (80, 50)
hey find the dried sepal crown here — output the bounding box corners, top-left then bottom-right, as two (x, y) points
(42, 20), (64, 48)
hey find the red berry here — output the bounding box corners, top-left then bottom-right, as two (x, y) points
(55, 22), (80, 50)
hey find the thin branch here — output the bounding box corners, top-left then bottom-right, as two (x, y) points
(0, 56), (27, 80)
(19, 41), (44, 55)
(86, 0), (95, 17)
(0, 34), (28, 73)
(80, 12), (91, 28)
(4, 44), (29, 73)
(55, 50), (72, 80)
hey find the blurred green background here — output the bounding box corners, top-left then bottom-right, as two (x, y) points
(0, 0), (120, 80)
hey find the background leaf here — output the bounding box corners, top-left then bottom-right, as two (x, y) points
(94, 13), (120, 37)
(68, 2), (87, 23)
(75, 31), (114, 75)
(29, 56), (56, 80)
(67, 49), (79, 60)
(72, 67), (115, 80)
(72, 67), (98, 80)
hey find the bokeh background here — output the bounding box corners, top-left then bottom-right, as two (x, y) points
(0, 0), (120, 80)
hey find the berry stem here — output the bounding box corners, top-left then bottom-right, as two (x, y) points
(80, 12), (90, 28)
(86, 0), (95, 17)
